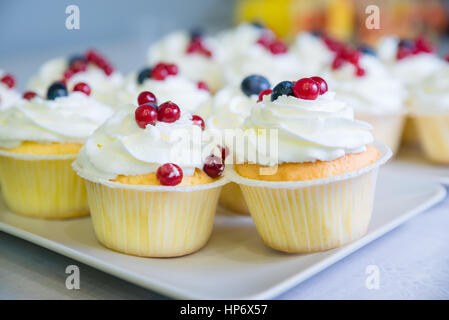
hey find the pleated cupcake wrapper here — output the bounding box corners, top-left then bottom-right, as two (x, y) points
(0, 151), (88, 219)
(74, 164), (229, 257)
(413, 114), (449, 164)
(227, 142), (392, 253)
(356, 111), (406, 155)
(218, 182), (250, 215)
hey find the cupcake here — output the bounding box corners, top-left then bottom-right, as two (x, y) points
(117, 62), (212, 118)
(321, 47), (407, 153)
(228, 77), (392, 253)
(28, 50), (123, 107)
(72, 91), (227, 257)
(0, 72), (20, 111)
(0, 82), (114, 218)
(208, 75), (272, 215)
(408, 62), (449, 164)
(377, 36), (445, 146)
(217, 23), (303, 86)
(148, 30), (224, 92)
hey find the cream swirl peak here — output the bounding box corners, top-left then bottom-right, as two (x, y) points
(241, 77), (374, 164)
(0, 92), (114, 148)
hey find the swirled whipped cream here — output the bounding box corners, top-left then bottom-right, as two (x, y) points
(28, 57), (123, 106)
(148, 31), (224, 92)
(408, 63), (449, 115)
(0, 70), (21, 111)
(207, 85), (258, 130)
(377, 36), (444, 87)
(0, 92), (114, 148)
(321, 55), (407, 114)
(74, 106), (206, 180)
(117, 73), (212, 118)
(292, 32), (334, 75)
(242, 91), (374, 164)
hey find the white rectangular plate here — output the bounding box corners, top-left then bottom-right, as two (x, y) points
(0, 166), (445, 300)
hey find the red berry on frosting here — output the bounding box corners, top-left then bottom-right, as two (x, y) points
(191, 115), (205, 130)
(156, 163), (183, 186)
(396, 46), (412, 60)
(186, 39), (212, 57)
(293, 78), (319, 100)
(445, 54), (449, 63)
(70, 59), (87, 73)
(158, 101), (180, 123)
(135, 104), (158, 128)
(0, 74), (15, 89)
(23, 91), (37, 100)
(197, 81), (209, 92)
(85, 49), (100, 63)
(331, 56), (344, 70)
(165, 63), (178, 76)
(151, 63), (169, 80)
(203, 155), (224, 179)
(258, 89), (272, 102)
(414, 36), (435, 54)
(355, 66), (366, 77)
(73, 82), (91, 96)
(310, 77), (328, 95)
(63, 68), (75, 80)
(137, 91), (157, 106)
(269, 40), (288, 55)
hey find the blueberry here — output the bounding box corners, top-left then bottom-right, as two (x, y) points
(399, 39), (414, 49)
(251, 21), (264, 29)
(190, 27), (204, 40)
(68, 54), (86, 66)
(47, 82), (68, 100)
(241, 75), (271, 97)
(271, 81), (294, 101)
(137, 67), (152, 85)
(141, 102), (158, 109)
(358, 44), (376, 56)
(310, 30), (323, 38)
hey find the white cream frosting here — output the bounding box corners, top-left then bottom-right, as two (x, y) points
(0, 92), (114, 148)
(207, 85), (258, 130)
(0, 70), (21, 111)
(242, 92), (374, 165)
(292, 32), (334, 75)
(117, 73), (212, 118)
(321, 55), (407, 115)
(148, 31), (224, 92)
(408, 63), (449, 115)
(27, 57), (123, 106)
(74, 106), (207, 180)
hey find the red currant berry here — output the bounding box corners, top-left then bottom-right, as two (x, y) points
(63, 68), (75, 80)
(85, 49), (101, 63)
(293, 78), (319, 100)
(102, 64), (114, 76)
(445, 54), (449, 63)
(310, 77), (328, 95)
(70, 59), (87, 73)
(186, 39), (203, 54)
(219, 145), (229, 162)
(396, 46), (412, 60)
(151, 63), (169, 80)
(165, 64), (178, 76)
(156, 163), (183, 186)
(73, 82), (91, 96)
(348, 50), (361, 65)
(415, 36), (435, 54)
(137, 91), (157, 106)
(269, 40), (288, 55)
(0, 74), (15, 89)
(158, 101), (180, 123)
(256, 32), (274, 48)
(203, 155), (224, 179)
(355, 66), (366, 77)
(258, 89), (272, 102)
(331, 56), (344, 70)
(23, 91), (37, 100)
(197, 81), (210, 91)
(191, 115), (205, 130)
(135, 104), (158, 128)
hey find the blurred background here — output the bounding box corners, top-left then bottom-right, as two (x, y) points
(1, 0), (448, 89)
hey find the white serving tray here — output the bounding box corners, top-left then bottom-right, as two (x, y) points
(0, 166), (445, 300)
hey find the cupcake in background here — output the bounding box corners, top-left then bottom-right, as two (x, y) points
(321, 45), (407, 154)
(73, 91), (227, 257)
(208, 75), (271, 215)
(148, 29), (224, 92)
(228, 77), (392, 253)
(217, 23), (303, 86)
(117, 62), (212, 118)
(0, 81), (114, 219)
(0, 71), (21, 111)
(28, 49), (123, 107)
(408, 62), (449, 164)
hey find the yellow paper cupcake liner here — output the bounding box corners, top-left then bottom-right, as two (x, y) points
(414, 114), (449, 164)
(73, 162), (228, 257)
(0, 151), (88, 219)
(218, 182), (250, 215)
(356, 111), (405, 154)
(228, 142), (392, 253)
